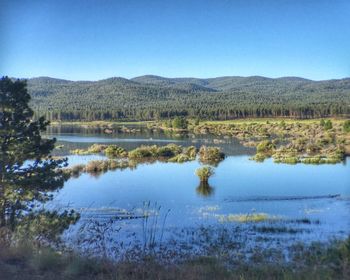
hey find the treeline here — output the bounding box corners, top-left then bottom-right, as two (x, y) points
(26, 75), (350, 121)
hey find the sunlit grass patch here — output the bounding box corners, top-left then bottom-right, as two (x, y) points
(215, 213), (278, 223)
(70, 144), (107, 155)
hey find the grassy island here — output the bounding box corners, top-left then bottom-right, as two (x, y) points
(150, 118), (350, 164)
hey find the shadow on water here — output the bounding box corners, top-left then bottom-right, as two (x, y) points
(196, 181), (215, 197)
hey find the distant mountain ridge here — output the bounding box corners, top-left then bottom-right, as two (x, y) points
(27, 74), (350, 92)
(24, 75), (350, 121)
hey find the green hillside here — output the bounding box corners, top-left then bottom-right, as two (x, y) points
(26, 75), (350, 121)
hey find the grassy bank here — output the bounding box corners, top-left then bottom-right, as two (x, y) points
(50, 120), (154, 127)
(1, 236), (349, 280)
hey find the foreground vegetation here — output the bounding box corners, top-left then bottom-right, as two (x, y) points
(1, 236), (349, 280)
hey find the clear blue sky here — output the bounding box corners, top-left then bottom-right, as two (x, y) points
(1, 0), (349, 80)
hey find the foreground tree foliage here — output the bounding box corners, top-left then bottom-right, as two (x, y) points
(0, 77), (78, 242)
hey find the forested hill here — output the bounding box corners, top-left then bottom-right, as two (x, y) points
(27, 75), (350, 121)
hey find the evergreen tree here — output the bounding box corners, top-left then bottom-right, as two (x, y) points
(0, 77), (78, 239)
(343, 120), (350, 133)
(324, 120), (333, 130)
(172, 117), (188, 129)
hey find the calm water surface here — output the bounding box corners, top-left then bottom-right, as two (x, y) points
(45, 125), (350, 251)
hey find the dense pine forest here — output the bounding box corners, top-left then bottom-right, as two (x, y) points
(26, 75), (350, 121)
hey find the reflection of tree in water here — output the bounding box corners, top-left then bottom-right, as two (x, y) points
(196, 181), (214, 197)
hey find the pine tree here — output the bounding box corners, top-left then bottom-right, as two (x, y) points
(0, 77), (78, 239)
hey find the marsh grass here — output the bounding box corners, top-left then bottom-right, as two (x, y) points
(188, 119), (349, 165)
(104, 145), (128, 158)
(0, 202), (347, 278)
(198, 146), (225, 165)
(216, 213), (276, 223)
(128, 144), (197, 164)
(70, 144), (107, 155)
(64, 159), (134, 178)
(84, 159), (131, 174)
(142, 202), (170, 253)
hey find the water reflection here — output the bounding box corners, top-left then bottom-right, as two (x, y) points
(196, 181), (215, 197)
(45, 124), (255, 157)
(46, 125), (350, 245)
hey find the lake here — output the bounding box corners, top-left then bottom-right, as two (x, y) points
(45, 125), (350, 257)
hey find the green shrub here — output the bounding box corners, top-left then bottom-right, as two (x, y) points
(157, 144), (182, 157)
(252, 153), (268, 162)
(324, 120), (333, 130)
(306, 143), (321, 154)
(70, 149), (89, 155)
(343, 120), (350, 133)
(193, 118), (200, 126)
(320, 119), (333, 130)
(172, 117), (188, 129)
(128, 145), (158, 159)
(256, 140), (275, 153)
(104, 145), (128, 158)
(198, 146), (224, 164)
(85, 160), (108, 173)
(70, 144), (107, 155)
(84, 159), (129, 173)
(169, 154), (191, 163)
(195, 166), (215, 182)
(302, 156), (322, 164)
(280, 157), (299, 164)
(183, 146), (197, 159)
(88, 144), (107, 153)
(66, 164), (86, 177)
